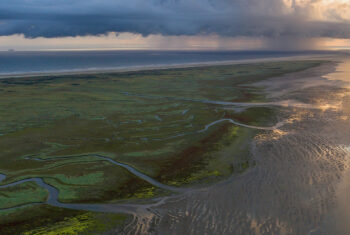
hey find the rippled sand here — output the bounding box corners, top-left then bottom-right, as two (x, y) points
(111, 56), (350, 235)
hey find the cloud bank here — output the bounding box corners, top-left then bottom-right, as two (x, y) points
(0, 0), (349, 38)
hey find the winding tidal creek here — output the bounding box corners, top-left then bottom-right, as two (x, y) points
(2, 57), (350, 234)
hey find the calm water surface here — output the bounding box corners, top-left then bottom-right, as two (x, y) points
(0, 50), (334, 76)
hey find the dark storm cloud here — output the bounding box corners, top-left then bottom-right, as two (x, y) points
(0, 0), (349, 38)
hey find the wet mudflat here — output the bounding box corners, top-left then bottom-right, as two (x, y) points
(115, 56), (350, 235)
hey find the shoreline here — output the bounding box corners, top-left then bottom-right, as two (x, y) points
(0, 54), (338, 80)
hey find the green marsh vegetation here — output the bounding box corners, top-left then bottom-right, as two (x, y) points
(0, 61), (323, 234)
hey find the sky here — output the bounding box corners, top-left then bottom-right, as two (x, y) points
(0, 0), (349, 51)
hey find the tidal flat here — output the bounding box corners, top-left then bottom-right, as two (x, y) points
(0, 61), (323, 234)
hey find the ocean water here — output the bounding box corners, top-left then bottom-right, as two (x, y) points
(0, 50), (333, 76)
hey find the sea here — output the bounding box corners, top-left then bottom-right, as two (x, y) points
(0, 50), (336, 76)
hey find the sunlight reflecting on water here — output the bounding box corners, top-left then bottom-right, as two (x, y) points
(324, 57), (350, 85)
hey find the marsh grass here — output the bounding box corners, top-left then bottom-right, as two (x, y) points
(0, 61), (323, 233)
